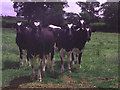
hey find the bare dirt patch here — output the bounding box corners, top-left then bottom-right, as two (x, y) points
(18, 75), (96, 88)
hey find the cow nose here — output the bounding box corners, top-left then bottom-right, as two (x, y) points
(69, 29), (72, 36)
(87, 31), (91, 41)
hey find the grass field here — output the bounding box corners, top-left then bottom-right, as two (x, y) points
(2, 27), (119, 88)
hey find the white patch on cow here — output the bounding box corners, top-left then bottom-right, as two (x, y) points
(60, 48), (67, 56)
(49, 25), (61, 29)
(54, 43), (59, 52)
(60, 48), (72, 73)
(25, 26), (29, 30)
(80, 20), (84, 25)
(67, 23), (73, 29)
(86, 28), (90, 31)
(76, 28), (80, 31)
(72, 48), (84, 54)
(34, 22), (40, 26)
(17, 22), (22, 26)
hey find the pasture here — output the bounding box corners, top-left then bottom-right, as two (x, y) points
(2, 27), (119, 88)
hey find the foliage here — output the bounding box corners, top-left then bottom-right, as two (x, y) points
(90, 22), (106, 32)
(100, 2), (118, 32)
(64, 13), (80, 25)
(76, 0), (100, 23)
(13, 1), (68, 26)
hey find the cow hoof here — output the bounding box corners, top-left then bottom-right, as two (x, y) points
(60, 70), (64, 73)
(39, 79), (42, 82)
(51, 70), (54, 74)
(68, 70), (71, 73)
(30, 75), (35, 81)
(71, 65), (74, 69)
(38, 77), (42, 82)
(19, 62), (23, 67)
(25, 60), (27, 64)
(78, 64), (81, 68)
(28, 63), (31, 66)
(75, 61), (77, 64)
(42, 71), (45, 76)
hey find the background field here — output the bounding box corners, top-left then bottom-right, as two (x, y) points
(2, 27), (119, 88)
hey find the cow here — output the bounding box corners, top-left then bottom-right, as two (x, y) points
(51, 23), (75, 73)
(25, 21), (55, 82)
(48, 20), (92, 73)
(16, 21), (31, 67)
(71, 20), (92, 68)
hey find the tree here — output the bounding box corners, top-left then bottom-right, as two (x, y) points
(100, 2), (118, 32)
(76, 0), (100, 23)
(13, 0), (68, 27)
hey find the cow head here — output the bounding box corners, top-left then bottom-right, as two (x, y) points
(67, 23), (73, 36)
(34, 21), (40, 27)
(16, 21), (23, 33)
(33, 21), (41, 32)
(86, 27), (91, 41)
(80, 20), (85, 30)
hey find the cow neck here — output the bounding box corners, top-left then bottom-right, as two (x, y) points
(87, 31), (90, 41)
(34, 26), (41, 33)
(69, 29), (72, 36)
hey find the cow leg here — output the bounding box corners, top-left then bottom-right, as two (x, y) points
(25, 50), (28, 64)
(19, 48), (23, 67)
(25, 50), (27, 64)
(60, 55), (65, 73)
(71, 53), (75, 68)
(75, 54), (78, 64)
(42, 56), (47, 76)
(78, 53), (82, 68)
(26, 52), (31, 66)
(60, 49), (65, 73)
(30, 57), (35, 81)
(67, 52), (71, 73)
(51, 49), (54, 73)
(37, 58), (42, 82)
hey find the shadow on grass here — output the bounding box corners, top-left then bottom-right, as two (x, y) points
(2, 60), (78, 89)
(2, 76), (32, 89)
(2, 60), (19, 70)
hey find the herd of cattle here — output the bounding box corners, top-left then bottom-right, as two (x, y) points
(16, 19), (92, 82)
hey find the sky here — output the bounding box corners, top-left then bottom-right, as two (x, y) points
(0, 0), (107, 16)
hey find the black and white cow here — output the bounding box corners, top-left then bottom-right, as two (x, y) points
(16, 21), (31, 67)
(71, 20), (92, 68)
(49, 23), (74, 73)
(25, 21), (55, 82)
(16, 21), (55, 82)
(48, 19), (92, 73)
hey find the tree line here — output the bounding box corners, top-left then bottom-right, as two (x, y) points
(12, 0), (119, 33)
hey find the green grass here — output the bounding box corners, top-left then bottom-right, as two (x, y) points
(2, 28), (119, 88)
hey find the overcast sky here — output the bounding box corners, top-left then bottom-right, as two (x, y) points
(0, 0), (107, 16)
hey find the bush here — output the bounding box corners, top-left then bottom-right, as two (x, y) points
(90, 22), (107, 32)
(2, 21), (15, 28)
